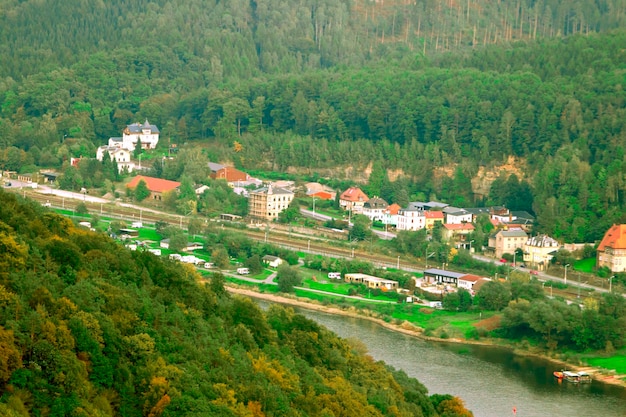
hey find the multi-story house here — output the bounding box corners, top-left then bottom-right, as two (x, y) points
(489, 229), (528, 258)
(248, 185), (294, 221)
(339, 187), (369, 214)
(442, 207), (473, 224)
(424, 210), (444, 229)
(108, 120), (160, 151)
(362, 197), (389, 222)
(396, 207), (426, 231)
(597, 224), (626, 273)
(382, 203), (401, 227)
(523, 234), (560, 271)
(96, 146), (134, 173)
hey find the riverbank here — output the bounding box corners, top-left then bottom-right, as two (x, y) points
(226, 285), (626, 389)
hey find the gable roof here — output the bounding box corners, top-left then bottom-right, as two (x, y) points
(364, 197), (388, 209)
(127, 175), (181, 193)
(598, 224), (626, 251)
(310, 191), (333, 200)
(497, 229), (528, 238)
(125, 120), (160, 134)
(443, 223), (475, 231)
(459, 274), (483, 282)
(386, 203), (401, 215)
(340, 187), (369, 203)
(424, 211), (444, 219)
(262, 255), (282, 262)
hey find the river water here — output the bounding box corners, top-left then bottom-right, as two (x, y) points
(258, 301), (626, 417)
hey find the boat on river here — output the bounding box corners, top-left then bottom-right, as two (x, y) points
(560, 371), (592, 383)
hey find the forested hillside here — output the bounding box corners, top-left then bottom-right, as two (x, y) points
(1, 0), (626, 243)
(0, 189), (472, 416)
(2, 0), (624, 80)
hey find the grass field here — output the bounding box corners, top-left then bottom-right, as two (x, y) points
(574, 258), (595, 273)
(586, 354), (626, 374)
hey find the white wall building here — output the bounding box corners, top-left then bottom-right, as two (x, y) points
(108, 120), (160, 151)
(396, 208), (426, 231)
(95, 146), (134, 173)
(443, 207), (473, 224)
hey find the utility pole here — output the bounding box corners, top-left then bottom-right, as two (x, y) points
(564, 264), (570, 285)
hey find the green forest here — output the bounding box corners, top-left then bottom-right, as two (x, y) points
(1, 0), (626, 243)
(0, 189), (474, 416)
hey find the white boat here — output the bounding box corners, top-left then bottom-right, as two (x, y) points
(562, 371), (592, 383)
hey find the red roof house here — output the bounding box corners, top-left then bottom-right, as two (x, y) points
(424, 210), (444, 229)
(339, 187), (369, 213)
(127, 175), (181, 201)
(597, 224), (626, 272)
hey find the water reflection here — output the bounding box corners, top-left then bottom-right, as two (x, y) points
(258, 301), (626, 417)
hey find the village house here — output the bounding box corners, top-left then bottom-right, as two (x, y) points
(339, 187), (369, 213)
(442, 207), (473, 224)
(362, 197), (389, 222)
(248, 185), (294, 221)
(210, 165), (249, 183)
(396, 207), (426, 231)
(126, 175), (181, 201)
(108, 120), (160, 151)
(96, 146), (134, 173)
(305, 182), (336, 200)
(424, 210), (444, 229)
(597, 224), (626, 273)
(442, 223), (475, 244)
(423, 268), (466, 286)
(523, 234), (560, 271)
(344, 273), (398, 291)
(262, 255), (284, 268)
(457, 274), (485, 294)
(489, 229), (528, 258)
(382, 203), (401, 227)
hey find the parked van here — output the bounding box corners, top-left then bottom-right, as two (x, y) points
(204, 262), (215, 269)
(327, 272), (342, 279)
(237, 267), (250, 275)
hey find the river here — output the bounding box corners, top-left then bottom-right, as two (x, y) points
(258, 301), (626, 417)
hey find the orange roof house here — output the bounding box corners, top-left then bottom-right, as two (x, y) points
(310, 191), (333, 200)
(127, 175), (181, 201)
(386, 203), (401, 215)
(597, 224), (626, 273)
(211, 166), (249, 183)
(339, 187), (369, 213)
(424, 210), (444, 229)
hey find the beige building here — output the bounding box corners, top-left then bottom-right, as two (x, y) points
(489, 229), (528, 258)
(523, 235), (560, 271)
(597, 224), (626, 273)
(344, 273), (398, 291)
(248, 185), (294, 221)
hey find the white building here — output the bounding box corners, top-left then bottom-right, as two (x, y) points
(396, 207), (426, 231)
(442, 207), (473, 224)
(108, 120), (160, 151)
(362, 197), (389, 222)
(95, 146), (134, 173)
(523, 234), (560, 271)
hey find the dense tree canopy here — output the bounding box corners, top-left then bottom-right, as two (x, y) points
(0, 189), (472, 416)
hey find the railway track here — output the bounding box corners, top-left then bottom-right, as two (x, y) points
(17, 188), (418, 271)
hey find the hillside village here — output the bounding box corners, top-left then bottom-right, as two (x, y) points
(3, 120), (625, 300)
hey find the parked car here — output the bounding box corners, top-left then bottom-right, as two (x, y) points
(530, 270), (539, 275)
(500, 258), (507, 263)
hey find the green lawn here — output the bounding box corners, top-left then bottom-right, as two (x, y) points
(574, 258), (595, 273)
(586, 355), (626, 374)
(138, 228), (161, 241)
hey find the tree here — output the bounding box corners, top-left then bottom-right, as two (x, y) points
(134, 179), (150, 202)
(75, 202), (88, 215)
(277, 199), (301, 224)
(475, 281), (511, 311)
(348, 214), (372, 242)
(245, 255), (263, 275)
(211, 247), (230, 269)
(276, 264), (301, 293)
(168, 234), (188, 253)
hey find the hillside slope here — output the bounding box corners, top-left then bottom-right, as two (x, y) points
(0, 190), (471, 416)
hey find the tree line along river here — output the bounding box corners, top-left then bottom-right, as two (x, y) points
(257, 300), (626, 417)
